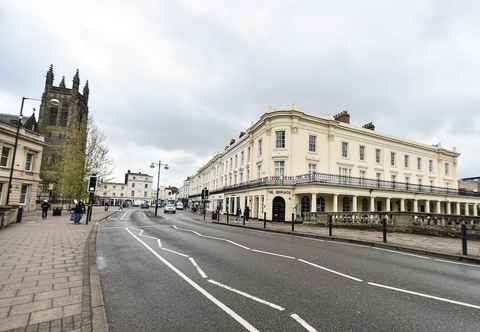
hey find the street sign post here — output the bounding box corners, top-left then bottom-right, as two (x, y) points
(86, 174), (97, 224)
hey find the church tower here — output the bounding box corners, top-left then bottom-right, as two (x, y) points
(38, 65), (89, 196)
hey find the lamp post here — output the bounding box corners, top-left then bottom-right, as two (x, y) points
(151, 161), (169, 216)
(6, 97), (59, 206)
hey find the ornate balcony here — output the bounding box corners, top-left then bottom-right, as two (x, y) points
(202, 172), (480, 198)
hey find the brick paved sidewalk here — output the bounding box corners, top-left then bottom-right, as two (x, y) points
(187, 211), (480, 258)
(0, 207), (113, 332)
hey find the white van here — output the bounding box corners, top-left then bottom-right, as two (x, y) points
(176, 201), (184, 210)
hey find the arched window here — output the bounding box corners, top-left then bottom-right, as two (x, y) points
(316, 196), (325, 212)
(48, 106), (58, 125)
(60, 104), (69, 126)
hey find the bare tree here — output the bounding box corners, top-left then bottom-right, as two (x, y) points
(85, 117), (113, 180)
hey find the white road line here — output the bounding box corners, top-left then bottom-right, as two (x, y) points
(208, 279), (285, 311)
(290, 313), (318, 332)
(161, 247), (190, 258)
(371, 247), (432, 260)
(297, 259), (363, 282)
(433, 258), (480, 268)
(368, 282), (480, 310)
(226, 240), (251, 250)
(250, 249), (296, 260)
(120, 211), (129, 220)
(189, 257), (208, 278)
(157, 239), (162, 248)
(125, 228), (259, 332)
(172, 225), (178, 229)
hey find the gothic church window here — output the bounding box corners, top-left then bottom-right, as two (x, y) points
(60, 104), (69, 126)
(48, 106), (58, 125)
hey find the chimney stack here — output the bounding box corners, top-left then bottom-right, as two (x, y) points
(334, 110), (350, 124)
(362, 122), (375, 130)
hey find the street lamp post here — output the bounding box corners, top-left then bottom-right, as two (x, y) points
(151, 161), (169, 216)
(6, 97), (59, 206)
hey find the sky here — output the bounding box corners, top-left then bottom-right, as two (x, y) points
(1, 0), (480, 187)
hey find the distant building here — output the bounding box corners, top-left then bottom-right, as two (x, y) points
(98, 170), (153, 206)
(37, 65), (89, 197)
(459, 177), (480, 193)
(0, 114), (44, 211)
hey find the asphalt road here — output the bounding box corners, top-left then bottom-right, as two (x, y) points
(96, 208), (480, 331)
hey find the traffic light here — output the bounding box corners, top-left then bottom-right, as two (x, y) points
(88, 174), (97, 193)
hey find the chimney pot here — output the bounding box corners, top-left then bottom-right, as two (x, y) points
(334, 110), (350, 124)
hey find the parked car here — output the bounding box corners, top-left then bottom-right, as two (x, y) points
(140, 202), (150, 209)
(164, 202), (176, 214)
(176, 202), (184, 210)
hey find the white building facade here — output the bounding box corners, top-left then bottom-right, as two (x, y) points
(186, 108), (480, 222)
(98, 170), (153, 206)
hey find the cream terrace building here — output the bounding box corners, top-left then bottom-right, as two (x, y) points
(187, 107), (480, 222)
(0, 114), (44, 212)
(98, 170), (153, 206)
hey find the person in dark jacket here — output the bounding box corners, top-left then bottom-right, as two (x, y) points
(244, 205), (250, 221)
(72, 200), (83, 224)
(41, 200), (50, 220)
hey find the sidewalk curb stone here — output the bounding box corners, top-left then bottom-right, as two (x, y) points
(80, 212), (114, 332)
(210, 221), (480, 265)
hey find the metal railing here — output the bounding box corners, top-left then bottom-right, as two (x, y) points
(197, 172), (480, 198)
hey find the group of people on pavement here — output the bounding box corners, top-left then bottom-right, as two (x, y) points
(40, 199), (86, 224)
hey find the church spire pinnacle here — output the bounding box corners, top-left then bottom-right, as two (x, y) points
(83, 80), (89, 100)
(45, 64), (54, 87)
(59, 76), (66, 88)
(72, 69), (80, 91)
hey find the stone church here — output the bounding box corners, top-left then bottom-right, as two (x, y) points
(38, 65), (89, 197)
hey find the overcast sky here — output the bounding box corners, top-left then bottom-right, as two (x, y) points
(1, 1), (480, 187)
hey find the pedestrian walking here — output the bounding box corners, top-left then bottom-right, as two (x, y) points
(105, 202), (109, 211)
(244, 205), (250, 222)
(41, 200), (50, 220)
(71, 200), (82, 224)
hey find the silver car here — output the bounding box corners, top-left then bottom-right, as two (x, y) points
(164, 202), (176, 214)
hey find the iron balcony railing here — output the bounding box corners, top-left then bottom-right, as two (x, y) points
(195, 172), (480, 198)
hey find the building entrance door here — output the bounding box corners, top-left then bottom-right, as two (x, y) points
(272, 196), (286, 222)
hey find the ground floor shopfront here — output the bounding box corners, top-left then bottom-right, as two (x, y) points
(191, 184), (480, 222)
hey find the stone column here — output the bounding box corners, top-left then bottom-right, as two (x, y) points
(474, 204), (478, 217)
(352, 196), (358, 212)
(370, 196), (375, 212)
(386, 197), (391, 212)
(332, 194), (338, 212)
(465, 203), (470, 216)
(311, 193), (317, 213)
(425, 200), (430, 214)
(446, 201), (451, 215)
(400, 198), (405, 212)
(436, 201), (441, 214)
(456, 202), (461, 215)
(413, 199), (418, 213)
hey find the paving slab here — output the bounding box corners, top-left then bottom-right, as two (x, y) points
(0, 207), (114, 332)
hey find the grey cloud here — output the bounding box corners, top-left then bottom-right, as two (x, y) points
(1, 0), (480, 185)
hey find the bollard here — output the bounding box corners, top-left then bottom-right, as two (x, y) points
(263, 212), (267, 229)
(382, 217), (387, 243)
(328, 215), (333, 236)
(291, 213), (295, 232)
(243, 214), (245, 226)
(461, 223), (468, 255)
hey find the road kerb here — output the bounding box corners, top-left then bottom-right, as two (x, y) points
(211, 221), (480, 266)
(81, 211), (114, 332)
